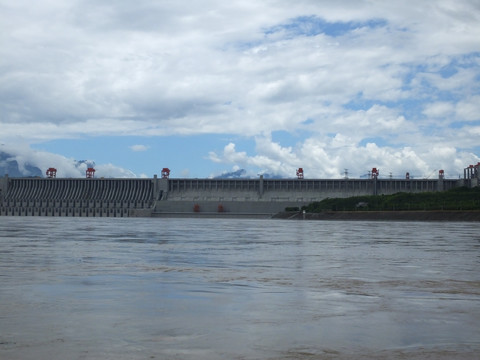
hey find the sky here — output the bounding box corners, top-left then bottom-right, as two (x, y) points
(1, 0), (479, 179)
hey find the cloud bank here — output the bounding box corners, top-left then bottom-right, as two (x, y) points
(0, 144), (136, 178)
(1, 0), (479, 178)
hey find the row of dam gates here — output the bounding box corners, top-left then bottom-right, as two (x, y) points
(1, 167), (477, 217)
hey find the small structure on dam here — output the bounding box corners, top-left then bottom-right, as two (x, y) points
(0, 165), (476, 217)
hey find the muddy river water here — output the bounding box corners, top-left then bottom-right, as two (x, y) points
(1, 217), (479, 359)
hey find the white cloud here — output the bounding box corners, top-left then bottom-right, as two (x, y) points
(455, 96), (480, 121)
(209, 135), (478, 179)
(0, 143), (136, 178)
(0, 0), (479, 178)
(422, 102), (455, 119)
(129, 144), (149, 152)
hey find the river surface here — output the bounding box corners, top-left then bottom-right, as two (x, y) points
(0, 217), (479, 359)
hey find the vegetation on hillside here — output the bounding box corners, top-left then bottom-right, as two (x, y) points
(301, 187), (480, 212)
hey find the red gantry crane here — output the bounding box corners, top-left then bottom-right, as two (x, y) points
(86, 167), (96, 178)
(296, 168), (304, 179)
(161, 168), (170, 179)
(46, 168), (57, 178)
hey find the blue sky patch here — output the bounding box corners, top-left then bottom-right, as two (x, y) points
(271, 129), (310, 148)
(265, 16), (387, 38)
(344, 94), (378, 111)
(31, 134), (257, 178)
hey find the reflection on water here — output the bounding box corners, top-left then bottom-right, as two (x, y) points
(0, 217), (479, 359)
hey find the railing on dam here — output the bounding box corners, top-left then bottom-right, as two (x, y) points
(166, 178), (460, 195)
(263, 179), (456, 192)
(168, 179), (260, 192)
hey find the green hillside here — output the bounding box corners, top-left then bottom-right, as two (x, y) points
(302, 187), (480, 212)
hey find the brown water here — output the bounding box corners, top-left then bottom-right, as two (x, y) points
(1, 217), (479, 359)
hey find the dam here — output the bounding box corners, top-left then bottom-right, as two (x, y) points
(1, 164), (477, 217)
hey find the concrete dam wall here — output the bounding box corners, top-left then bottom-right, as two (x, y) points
(0, 174), (462, 217)
(0, 177), (156, 217)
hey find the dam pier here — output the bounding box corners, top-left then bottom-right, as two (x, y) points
(1, 165), (477, 217)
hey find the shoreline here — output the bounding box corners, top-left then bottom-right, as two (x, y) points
(273, 210), (480, 221)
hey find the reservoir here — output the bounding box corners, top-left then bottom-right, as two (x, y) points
(0, 217), (479, 359)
